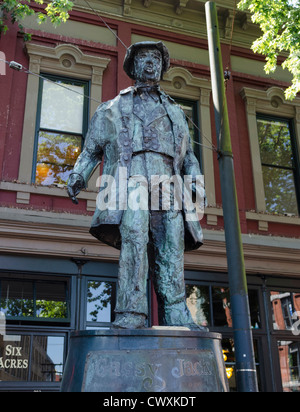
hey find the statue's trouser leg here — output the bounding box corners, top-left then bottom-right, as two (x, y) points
(114, 207), (149, 319)
(114, 207), (197, 328)
(150, 210), (195, 327)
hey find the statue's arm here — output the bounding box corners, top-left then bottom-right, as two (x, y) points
(67, 107), (106, 204)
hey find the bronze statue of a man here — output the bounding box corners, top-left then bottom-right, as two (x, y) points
(67, 41), (206, 330)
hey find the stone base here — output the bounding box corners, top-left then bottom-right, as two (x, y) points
(61, 328), (229, 392)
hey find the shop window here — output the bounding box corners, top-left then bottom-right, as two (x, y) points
(212, 287), (232, 327)
(277, 340), (300, 392)
(31, 336), (65, 382)
(33, 75), (89, 186)
(0, 334), (65, 383)
(257, 115), (300, 216)
(186, 285), (210, 327)
(0, 277), (70, 323)
(222, 338), (261, 392)
(86, 279), (116, 329)
(186, 284), (261, 329)
(270, 290), (300, 331)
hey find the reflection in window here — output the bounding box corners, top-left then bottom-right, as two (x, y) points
(173, 98), (201, 164)
(186, 284), (261, 329)
(186, 285), (210, 328)
(86, 281), (116, 326)
(32, 336), (64, 382)
(257, 116), (299, 215)
(36, 281), (69, 319)
(0, 278), (69, 321)
(34, 76), (89, 186)
(0, 334), (65, 382)
(0, 281), (34, 318)
(0, 335), (30, 381)
(278, 341), (300, 392)
(36, 132), (81, 186)
(40, 81), (84, 133)
(271, 291), (300, 331)
(222, 339), (261, 392)
(212, 287), (232, 327)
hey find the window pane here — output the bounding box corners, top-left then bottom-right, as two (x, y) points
(262, 166), (298, 215)
(31, 336), (64, 382)
(0, 281), (34, 318)
(249, 289), (261, 329)
(212, 287), (261, 329)
(277, 341), (300, 392)
(36, 282), (68, 319)
(40, 81), (84, 134)
(35, 131), (81, 186)
(222, 338), (236, 391)
(0, 335), (30, 381)
(87, 281), (116, 323)
(173, 98), (199, 155)
(257, 118), (294, 168)
(271, 291), (300, 331)
(180, 102), (195, 141)
(186, 285), (210, 327)
(212, 287), (232, 327)
(0, 279), (70, 321)
(222, 338), (261, 392)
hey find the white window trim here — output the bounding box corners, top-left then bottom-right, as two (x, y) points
(18, 43), (110, 206)
(241, 86), (300, 229)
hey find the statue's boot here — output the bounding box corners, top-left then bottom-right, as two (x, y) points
(162, 300), (209, 332)
(112, 312), (147, 329)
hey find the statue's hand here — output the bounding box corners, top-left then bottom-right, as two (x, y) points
(67, 173), (85, 205)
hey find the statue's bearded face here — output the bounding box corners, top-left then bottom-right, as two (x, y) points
(133, 47), (163, 83)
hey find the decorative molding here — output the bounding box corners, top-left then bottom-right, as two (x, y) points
(246, 211), (300, 226)
(0, 211), (299, 277)
(25, 43), (111, 81)
(0, 181), (97, 200)
(163, 66), (211, 93)
(16, 192), (30, 205)
(143, 0), (152, 7)
(223, 9), (235, 39)
(175, 0), (189, 15)
(240, 13), (250, 31)
(123, 0), (132, 16)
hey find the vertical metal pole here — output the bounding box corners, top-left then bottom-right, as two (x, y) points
(205, 1), (258, 392)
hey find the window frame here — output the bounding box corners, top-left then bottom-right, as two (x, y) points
(161, 66), (216, 210)
(0, 276), (71, 324)
(83, 275), (117, 330)
(185, 271), (300, 392)
(241, 86), (300, 223)
(32, 73), (90, 185)
(266, 282), (300, 392)
(0, 330), (68, 389)
(256, 113), (300, 216)
(173, 97), (202, 166)
(17, 43), (110, 196)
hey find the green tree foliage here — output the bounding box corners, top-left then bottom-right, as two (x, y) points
(0, 0), (74, 41)
(87, 282), (113, 322)
(238, 0), (300, 100)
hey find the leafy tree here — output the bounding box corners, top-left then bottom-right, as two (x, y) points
(0, 0), (74, 41)
(238, 0), (300, 100)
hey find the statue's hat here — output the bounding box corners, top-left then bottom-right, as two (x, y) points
(123, 41), (170, 80)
